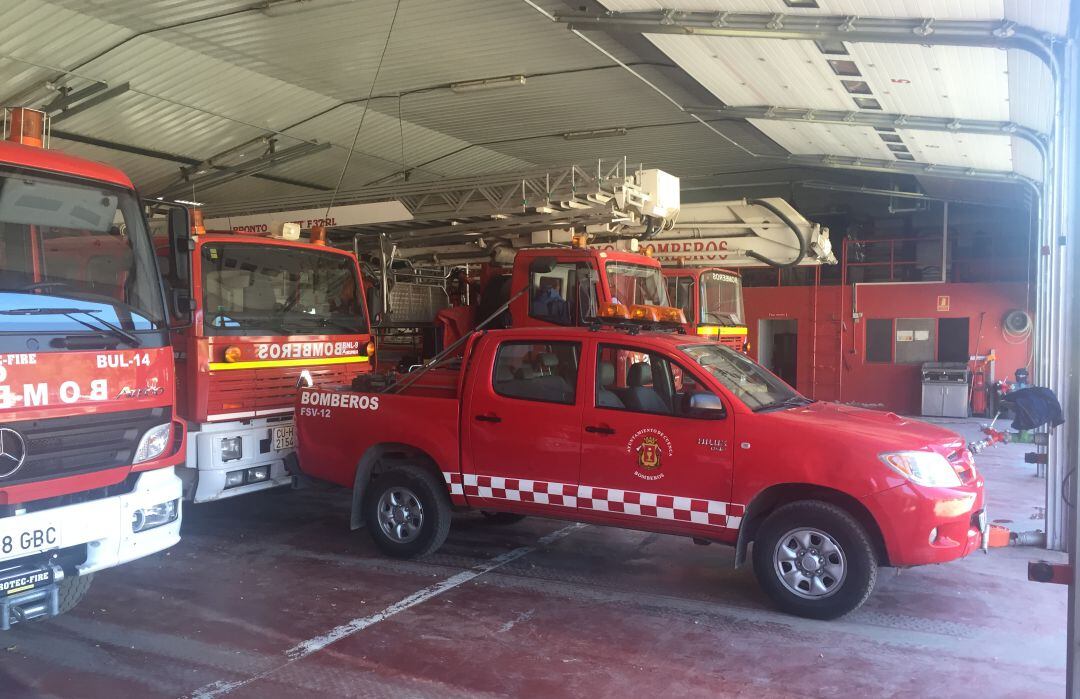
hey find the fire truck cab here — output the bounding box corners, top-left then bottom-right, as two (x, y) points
(663, 267), (748, 351)
(0, 108), (186, 627)
(156, 221), (373, 503)
(435, 245), (670, 350)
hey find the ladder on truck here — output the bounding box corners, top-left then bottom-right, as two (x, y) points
(203, 159), (675, 255)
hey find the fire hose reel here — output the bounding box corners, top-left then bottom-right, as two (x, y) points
(1003, 309), (1032, 336)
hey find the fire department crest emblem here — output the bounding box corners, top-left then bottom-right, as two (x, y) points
(637, 436), (662, 471)
(626, 428), (673, 481)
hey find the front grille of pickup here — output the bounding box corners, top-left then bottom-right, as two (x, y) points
(0, 407), (170, 487)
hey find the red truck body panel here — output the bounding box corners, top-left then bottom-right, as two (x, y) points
(0, 141), (133, 189)
(295, 326), (984, 567)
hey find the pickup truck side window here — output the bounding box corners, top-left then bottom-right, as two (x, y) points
(596, 344), (724, 419)
(529, 261), (596, 325)
(493, 341), (580, 405)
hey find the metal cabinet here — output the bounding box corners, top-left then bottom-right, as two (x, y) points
(921, 362), (971, 418)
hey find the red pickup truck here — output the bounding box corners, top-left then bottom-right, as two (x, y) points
(294, 323), (986, 619)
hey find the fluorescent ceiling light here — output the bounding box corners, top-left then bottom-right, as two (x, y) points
(173, 199), (204, 206)
(263, 0), (356, 18)
(562, 127), (628, 141)
(450, 75), (526, 93)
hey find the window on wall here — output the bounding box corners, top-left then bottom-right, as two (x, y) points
(894, 318), (935, 364)
(866, 319), (893, 363)
(938, 318), (970, 362)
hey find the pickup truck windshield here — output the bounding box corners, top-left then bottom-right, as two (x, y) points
(202, 243), (366, 336)
(700, 271), (743, 325)
(680, 343), (807, 411)
(0, 171), (164, 333)
(606, 261), (669, 307)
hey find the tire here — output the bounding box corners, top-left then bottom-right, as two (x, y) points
(751, 501), (877, 620)
(480, 511), (527, 525)
(363, 465), (452, 559)
(57, 573), (94, 615)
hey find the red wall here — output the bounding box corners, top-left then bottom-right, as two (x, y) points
(743, 282), (1031, 414)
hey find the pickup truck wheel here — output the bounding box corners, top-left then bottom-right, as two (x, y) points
(480, 511), (526, 525)
(751, 501), (877, 620)
(364, 466), (451, 559)
(57, 573), (94, 615)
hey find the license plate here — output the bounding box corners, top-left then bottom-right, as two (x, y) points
(1, 525), (60, 562)
(0, 564), (54, 597)
(272, 425), (295, 451)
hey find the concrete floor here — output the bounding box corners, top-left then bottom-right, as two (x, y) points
(0, 418), (1067, 698)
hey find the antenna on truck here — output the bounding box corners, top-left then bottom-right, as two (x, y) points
(380, 257), (558, 395)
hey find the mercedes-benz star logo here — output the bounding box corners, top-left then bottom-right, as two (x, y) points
(0, 427), (27, 479)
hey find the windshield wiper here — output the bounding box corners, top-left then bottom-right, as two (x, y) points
(290, 315), (365, 334)
(703, 311), (739, 325)
(754, 395), (814, 413)
(0, 307), (141, 347)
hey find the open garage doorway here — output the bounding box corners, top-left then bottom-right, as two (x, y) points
(757, 319), (798, 388)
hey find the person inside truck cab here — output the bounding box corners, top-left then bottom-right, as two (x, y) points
(530, 277), (570, 324)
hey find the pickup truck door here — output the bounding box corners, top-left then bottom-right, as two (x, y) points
(462, 338), (584, 516)
(579, 341), (740, 541)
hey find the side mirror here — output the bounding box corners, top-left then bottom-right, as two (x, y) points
(688, 393), (726, 419)
(172, 289), (195, 316)
(168, 206), (193, 283)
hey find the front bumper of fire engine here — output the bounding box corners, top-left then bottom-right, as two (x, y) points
(183, 417), (295, 503)
(862, 475), (987, 567)
(0, 467), (182, 629)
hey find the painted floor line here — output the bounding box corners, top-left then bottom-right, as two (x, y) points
(184, 523), (586, 699)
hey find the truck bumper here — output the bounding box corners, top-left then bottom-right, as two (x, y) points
(0, 467), (181, 627)
(183, 417), (294, 503)
(863, 478), (985, 567)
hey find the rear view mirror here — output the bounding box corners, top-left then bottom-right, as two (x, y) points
(688, 393), (726, 419)
(532, 256), (557, 274)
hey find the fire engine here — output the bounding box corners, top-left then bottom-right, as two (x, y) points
(292, 301), (987, 620)
(430, 242), (671, 350)
(663, 266), (747, 351)
(0, 108), (186, 627)
(151, 217), (373, 502)
(205, 164), (832, 366)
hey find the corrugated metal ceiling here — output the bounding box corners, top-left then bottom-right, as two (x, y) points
(0, 0), (1062, 207)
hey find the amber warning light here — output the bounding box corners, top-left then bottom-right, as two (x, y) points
(597, 303), (685, 326)
(3, 107), (49, 148)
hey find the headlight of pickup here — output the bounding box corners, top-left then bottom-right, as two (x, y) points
(133, 423), (172, 464)
(879, 451), (962, 488)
